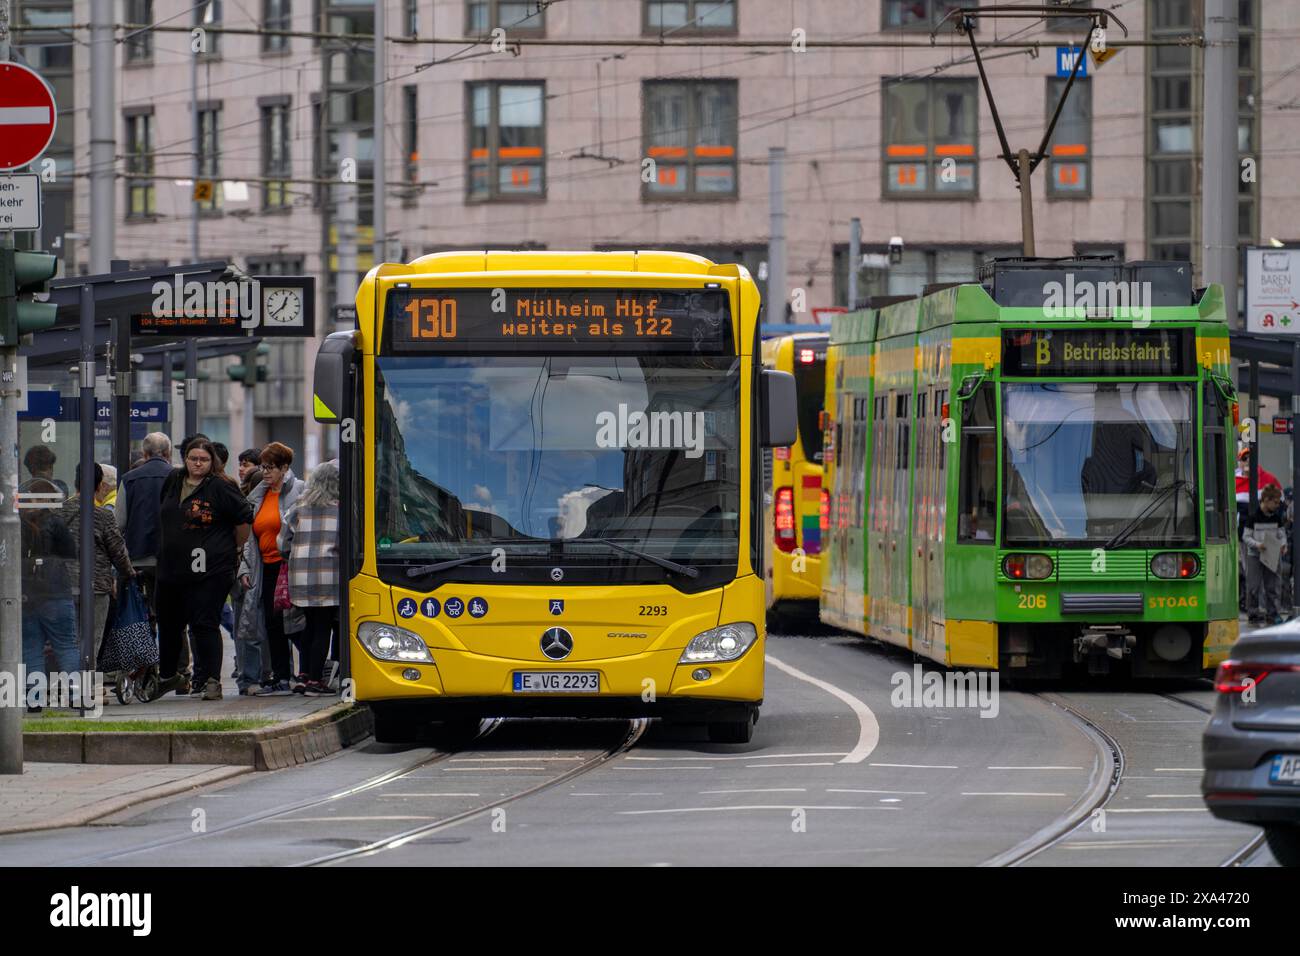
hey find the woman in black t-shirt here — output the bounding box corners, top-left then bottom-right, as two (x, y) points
(155, 439), (253, 700)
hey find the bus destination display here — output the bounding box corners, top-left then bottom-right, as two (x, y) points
(1002, 328), (1195, 376)
(384, 288), (731, 353)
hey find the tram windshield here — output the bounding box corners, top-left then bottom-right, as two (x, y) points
(1002, 382), (1198, 546)
(373, 354), (742, 585)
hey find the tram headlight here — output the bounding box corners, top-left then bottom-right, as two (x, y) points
(1151, 552), (1199, 579)
(679, 623), (758, 663)
(1003, 553), (1054, 580)
(358, 622), (435, 663)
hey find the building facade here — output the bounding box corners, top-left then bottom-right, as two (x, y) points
(59, 0), (1300, 466)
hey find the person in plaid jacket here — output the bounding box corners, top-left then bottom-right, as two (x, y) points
(277, 460), (340, 696)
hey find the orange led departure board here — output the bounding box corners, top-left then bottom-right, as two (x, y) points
(383, 288), (732, 354)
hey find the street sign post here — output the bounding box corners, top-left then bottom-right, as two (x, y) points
(0, 61), (58, 171)
(0, 173), (41, 231)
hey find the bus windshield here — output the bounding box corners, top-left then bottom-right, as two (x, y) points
(374, 354), (742, 585)
(1002, 382), (1197, 547)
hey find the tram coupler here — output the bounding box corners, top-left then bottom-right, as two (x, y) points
(1075, 626), (1136, 672)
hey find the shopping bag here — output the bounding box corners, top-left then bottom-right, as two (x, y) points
(99, 579), (159, 673)
(273, 561), (291, 611)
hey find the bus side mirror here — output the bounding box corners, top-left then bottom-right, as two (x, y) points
(761, 369), (797, 448)
(313, 330), (359, 423)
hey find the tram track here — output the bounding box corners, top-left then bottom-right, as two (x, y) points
(65, 718), (507, 866)
(981, 692), (1125, 867)
(296, 717), (650, 866)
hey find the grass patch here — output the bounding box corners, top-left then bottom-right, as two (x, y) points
(22, 716), (275, 733)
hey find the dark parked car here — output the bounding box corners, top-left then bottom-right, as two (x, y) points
(1202, 619), (1300, 865)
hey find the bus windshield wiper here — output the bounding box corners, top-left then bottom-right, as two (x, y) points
(1103, 479), (1192, 551)
(575, 537), (700, 579)
(402, 544), (547, 578)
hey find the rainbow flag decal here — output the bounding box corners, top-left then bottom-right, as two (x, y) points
(801, 475), (821, 555)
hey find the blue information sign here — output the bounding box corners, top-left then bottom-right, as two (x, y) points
(1055, 47), (1087, 78)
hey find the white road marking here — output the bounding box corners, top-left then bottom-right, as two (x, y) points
(700, 788), (808, 794)
(1144, 794), (1203, 799)
(624, 752), (847, 762)
(615, 766), (716, 771)
(879, 798), (902, 803)
(443, 766), (550, 772)
(452, 756), (585, 761)
(960, 792), (1068, 797)
(766, 654), (879, 764)
(987, 766), (1084, 771)
(570, 791), (664, 796)
(745, 762), (836, 768)
(826, 788), (927, 795)
(617, 804), (899, 815)
(1104, 807), (1210, 813)
(377, 792), (481, 798)
(869, 762), (958, 770)
(1154, 768), (1201, 772)
(279, 815), (440, 822)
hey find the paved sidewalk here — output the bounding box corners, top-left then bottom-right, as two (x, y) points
(0, 762), (250, 836)
(36, 636), (340, 723)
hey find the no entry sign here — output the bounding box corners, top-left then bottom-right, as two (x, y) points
(0, 62), (58, 172)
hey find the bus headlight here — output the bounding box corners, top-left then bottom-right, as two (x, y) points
(1003, 553), (1054, 580)
(358, 622), (435, 663)
(1151, 552), (1199, 579)
(679, 623), (758, 663)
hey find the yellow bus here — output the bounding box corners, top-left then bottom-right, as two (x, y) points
(313, 251), (796, 744)
(761, 332), (829, 626)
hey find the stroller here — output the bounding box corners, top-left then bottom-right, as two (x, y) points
(99, 578), (164, 704)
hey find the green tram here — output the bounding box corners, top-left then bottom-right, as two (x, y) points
(820, 258), (1239, 677)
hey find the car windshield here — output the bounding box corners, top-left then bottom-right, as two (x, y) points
(1003, 382), (1197, 546)
(374, 354), (741, 584)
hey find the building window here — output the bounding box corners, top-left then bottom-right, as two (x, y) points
(1045, 77), (1091, 198)
(467, 82), (545, 201)
(261, 101), (291, 209)
(467, 1), (545, 34)
(644, 0), (736, 34)
(1146, 0), (1258, 267)
(643, 80), (737, 200)
(198, 0), (222, 58)
(882, 0), (975, 30)
(842, 245), (1021, 301)
(1043, 0), (1093, 32)
(263, 0), (290, 52)
(882, 77), (978, 197)
(125, 0), (153, 61)
(403, 85), (419, 184)
(197, 106), (222, 212)
(124, 112), (155, 218)
(405, 0), (418, 35)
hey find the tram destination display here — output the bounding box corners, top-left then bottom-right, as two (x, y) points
(383, 288), (732, 354)
(1002, 327), (1195, 376)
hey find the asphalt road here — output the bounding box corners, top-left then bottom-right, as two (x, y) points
(0, 632), (1274, 867)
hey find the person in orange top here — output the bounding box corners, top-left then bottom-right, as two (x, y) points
(237, 442), (302, 694)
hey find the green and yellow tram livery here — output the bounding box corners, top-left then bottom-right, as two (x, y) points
(821, 258), (1238, 677)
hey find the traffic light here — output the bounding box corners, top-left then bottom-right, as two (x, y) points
(227, 343), (270, 385)
(0, 249), (59, 345)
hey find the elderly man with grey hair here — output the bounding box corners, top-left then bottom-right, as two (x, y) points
(116, 432), (193, 687)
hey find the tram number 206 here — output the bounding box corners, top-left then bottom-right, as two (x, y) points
(1017, 593), (1047, 610)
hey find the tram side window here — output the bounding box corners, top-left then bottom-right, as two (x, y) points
(957, 383), (996, 542)
(1203, 383), (1230, 541)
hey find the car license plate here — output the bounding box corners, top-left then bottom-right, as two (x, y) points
(1269, 754), (1300, 786)
(512, 671), (599, 693)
